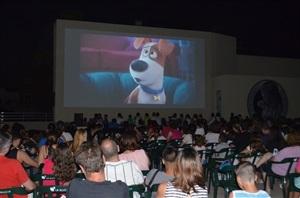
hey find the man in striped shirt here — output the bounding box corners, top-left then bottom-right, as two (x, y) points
(101, 138), (144, 185)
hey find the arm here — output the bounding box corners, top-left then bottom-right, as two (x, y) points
(166, 131), (172, 142)
(296, 160), (300, 173)
(22, 179), (37, 191)
(38, 145), (46, 165)
(18, 150), (39, 168)
(156, 182), (167, 198)
(228, 191), (234, 198)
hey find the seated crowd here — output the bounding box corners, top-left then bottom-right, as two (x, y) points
(0, 112), (300, 198)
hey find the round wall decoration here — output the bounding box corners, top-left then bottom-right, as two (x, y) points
(247, 80), (288, 121)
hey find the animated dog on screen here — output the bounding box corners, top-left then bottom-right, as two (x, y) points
(124, 38), (175, 104)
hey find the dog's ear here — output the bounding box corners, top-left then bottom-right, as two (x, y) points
(133, 38), (152, 49)
(158, 39), (175, 56)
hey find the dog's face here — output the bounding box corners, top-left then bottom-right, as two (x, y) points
(130, 39), (174, 87)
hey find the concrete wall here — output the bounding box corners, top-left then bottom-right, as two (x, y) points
(213, 75), (300, 120)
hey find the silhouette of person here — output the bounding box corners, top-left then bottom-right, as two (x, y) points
(257, 81), (282, 121)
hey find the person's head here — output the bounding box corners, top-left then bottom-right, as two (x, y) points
(231, 121), (242, 133)
(261, 122), (270, 135)
(0, 132), (12, 155)
(56, 120), (65, 132)
(162, 146), (178, 165)
(119, 132), (139, 152)
(46, 131), (59, 146)
(1, 124), (10, 133)
(75, 141), (104, 177)
(100, 138), (119, 160)
(72, 128), (87, 153)
(218, 133), (228, 143)
(235, 161), (257, 189)
(53, 142), (77, 182)
(209, 120), (222, 133)
(173, 147), (205, 193)
(169, 120), (178, 130)
(47, 123), (56, 133)
(286, 130), (300, 146)
(188, 123), (196, 134)
(11, 133), (22, 148)
(249, 137), (266, 152)
(194, 135), (205, 147)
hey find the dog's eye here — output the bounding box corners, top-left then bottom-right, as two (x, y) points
(142, 49), (149, 57)
(149, 51), (158, 59)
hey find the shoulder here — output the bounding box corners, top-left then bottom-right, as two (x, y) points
(156, 182), (168, 197)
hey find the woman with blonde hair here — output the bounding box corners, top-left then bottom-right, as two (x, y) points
(157, 147), (208, 197)
(71, 128), (87, 153)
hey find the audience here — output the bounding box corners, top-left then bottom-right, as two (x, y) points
(100, 138), (144, 185)
(229, 161), (270, 198)
(1, 112), (300, 197)
(145, 146), (178, 198)
(56, 120), (73, 146)
(179, 124), (194, 147)
(42, 142), (77, 186)
(256, 129), (300, 194)
(38, 131), (59, 165)
(231, 120), (252, 154)
(70, 128), (87, 153)
(165, 120), (183, 142)
(0, 132), (37, 194)
(205, 120), (221, 144)
(156, 147), (208, 197)
(6, 133), (39, 169)
(119, 132), (150, 170)
(193, 135), (206, 151)
(67, 141), (129, 198)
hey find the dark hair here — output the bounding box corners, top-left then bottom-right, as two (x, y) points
(120, 132), (139, 151)
(194, 135), (205, 147)
(53, 143), (77, 182)
(209, 121), (221, 133)
(218, 133), (228, 143)
(268, 125), (287, 149)
(162, 146), (178, 163)
(46, 131), (59, 159)
(75, 141), (104, 176)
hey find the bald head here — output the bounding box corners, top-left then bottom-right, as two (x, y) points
(101, 138), (119, 159)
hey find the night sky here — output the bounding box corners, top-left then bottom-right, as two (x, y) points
(0, 1), (299, 110)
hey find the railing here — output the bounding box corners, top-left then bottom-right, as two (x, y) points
(0, 112), (53, 122)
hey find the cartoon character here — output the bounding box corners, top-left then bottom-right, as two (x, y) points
(124, 38), (175, 104)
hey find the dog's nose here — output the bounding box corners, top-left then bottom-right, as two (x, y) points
(130, 60), (148, 72)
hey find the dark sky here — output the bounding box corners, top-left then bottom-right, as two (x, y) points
(1, 0), (300, 90)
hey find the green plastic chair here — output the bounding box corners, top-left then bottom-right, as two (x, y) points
(197, 149), (213, 182)
(263, 157), (298, 198)
(210, 158), (239, 198)
(205, 142), (219, 151)
(128, 184), (145, 198)
(0, 187), (33, 198)
(147, 140), (167, 170)
(287, 172), (300, 198)
(145, 183), (159, 198)
(37, 185), (68, 198)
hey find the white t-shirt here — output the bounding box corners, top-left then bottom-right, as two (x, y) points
(62, 131), (73, 141)
(182, 134), (193, 144)
(195, 128), (205, 136)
